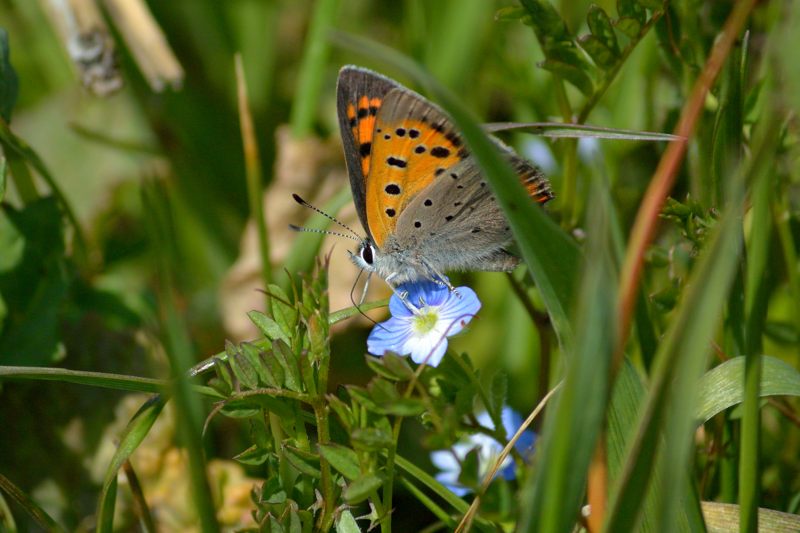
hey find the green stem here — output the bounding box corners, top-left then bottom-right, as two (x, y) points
(314, 400), (336, 531)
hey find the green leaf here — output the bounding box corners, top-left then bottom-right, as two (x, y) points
(318, 443), (360, 480)
(343, 474), (383, 504)
(267, 284), (298, 335)
(0, 29), (18, 122)
(249, 311), (292, 345)
(518, 0), (572, 42)
(272, 340), (303, 392)
(617, 0), (646, 25)
(495, 6), (530, 23)
(232, 350), (260, 390)
(615, 16), (643, 38)
(0, 472), (65, 532)
(97, 396), (166, 532)
(329, 299), (389, 325)
(538, 58), (595, 96)
(0, 198), (70, 365)
(283, 445), (321, 478)
(587, 5), (620, 54)
(233, 444), (270, 466)
(351, 427), (394, 451)
(579, 35), (619, 70)
(697, 356), (800, 423)
(335, 510), (361, 533)
(241, 342), (276, 387)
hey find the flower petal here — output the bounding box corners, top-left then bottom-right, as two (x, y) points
(399, 280), (450, 308)
(367, 317), (413, 356)
(407, 333), (448, 367)
(436, 287), (481, 336)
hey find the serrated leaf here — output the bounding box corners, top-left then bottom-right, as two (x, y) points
(539, 59), (594, 96)
(319, 443), (360, 480)
(234, 444), (269, 465)
(249, 311), (291, 344)
(0, 29), (18, 122)
(587, 4), (620, 54)
(696, 355), (800, 423)
(351, 427), (393, 451)
(343, 474), (383, 504)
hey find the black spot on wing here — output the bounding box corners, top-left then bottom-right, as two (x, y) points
(387, 157), (407, 168)
(385, 184), (401, 195)
(359, 142), (371, 158)
(430, 147), (451, 158)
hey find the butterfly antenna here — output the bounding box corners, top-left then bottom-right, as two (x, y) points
(288, 224), (361, 243)
(349, 268), (381, 328)
(292, 193), (362, 240)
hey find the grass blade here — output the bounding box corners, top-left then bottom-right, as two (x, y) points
(520, 184), (616, 532)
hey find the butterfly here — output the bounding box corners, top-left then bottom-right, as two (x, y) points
(308, 66), (553, 293)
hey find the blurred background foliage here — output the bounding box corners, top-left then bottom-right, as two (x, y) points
(0, 0), (799, 531)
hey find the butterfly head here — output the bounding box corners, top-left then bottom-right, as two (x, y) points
(351, 239), (377, 273)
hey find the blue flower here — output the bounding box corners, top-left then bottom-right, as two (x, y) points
(430, 407), (536, 496)
(367, 281), (481, 367)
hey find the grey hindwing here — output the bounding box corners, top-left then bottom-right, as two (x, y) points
(393, 153), (539, 273)
(336, 66), (400, 236)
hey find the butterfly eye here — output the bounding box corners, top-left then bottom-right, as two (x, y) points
(360, 244), (374, 265)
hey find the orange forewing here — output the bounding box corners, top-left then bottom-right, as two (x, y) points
(346, 96), (383, 178)
(364, 118), (466, 247)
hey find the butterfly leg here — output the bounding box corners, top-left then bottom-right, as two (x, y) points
(422, 261), (460, 298)
(359, 271), (373, 306)
(385, 273), (421, 315)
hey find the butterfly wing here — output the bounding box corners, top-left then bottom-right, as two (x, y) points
(393, 151), (551, 274)
(364, 87), (470, 248)
(336, 66), (401, 236)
